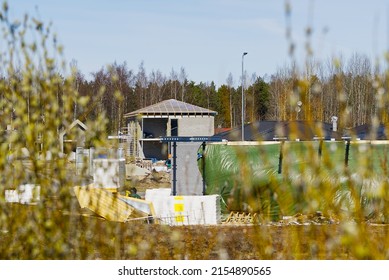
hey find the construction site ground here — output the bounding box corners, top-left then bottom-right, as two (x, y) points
(124, 168), (171, 196)
(3, 202), (389, 259)
(3, 162), (389, 259)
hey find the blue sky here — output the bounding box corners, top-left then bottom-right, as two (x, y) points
(10, 0), (389, 87)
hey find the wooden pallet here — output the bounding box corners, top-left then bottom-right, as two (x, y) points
(224, 212), (258, 224)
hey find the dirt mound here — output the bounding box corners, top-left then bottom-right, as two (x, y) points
(127, 170), (171, 194)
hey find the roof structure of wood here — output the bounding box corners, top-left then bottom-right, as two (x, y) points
(124, 99), (217, 118)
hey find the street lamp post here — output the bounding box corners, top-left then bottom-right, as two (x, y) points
(241, 52), (248, 141)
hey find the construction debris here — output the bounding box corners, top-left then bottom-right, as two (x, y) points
(118, 195), (156, 218)
(278, 212), (338, 225)
(125, 163), (150, 178)
(72, 185), (221, 225)
(134, 158), (152, 170)
(73, 185), (143, 222)
(4, 184), (40, 205)
(131, 170), (171, 194)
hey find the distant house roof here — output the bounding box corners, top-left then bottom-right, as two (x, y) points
(348, 123), (389, 140)
(59, 119), (88, 153)
(124, 99), (217, 118)
(214, 127), (231, 135)
(215, 120), (343, 141)
(59, 119), (87, 138)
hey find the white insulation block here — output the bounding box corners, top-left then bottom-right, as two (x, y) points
(145, 189), (221, 225)
(5, 184), (40, 204)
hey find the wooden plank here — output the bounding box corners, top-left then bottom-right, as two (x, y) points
(73, 185), (135, 222)
(118, 195), (157, 218)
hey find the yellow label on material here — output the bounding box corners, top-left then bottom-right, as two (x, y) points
(174, 196), (184, 200)
(175, 215), (184, 223)
(174, 203), (184, 212)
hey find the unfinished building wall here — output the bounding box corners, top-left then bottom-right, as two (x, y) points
(177, 117), (214, 136)
(175, 142), (204, 195)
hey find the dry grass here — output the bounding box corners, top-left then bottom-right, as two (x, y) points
(2, 202), (389, 260)
(2, 1), (389, 261)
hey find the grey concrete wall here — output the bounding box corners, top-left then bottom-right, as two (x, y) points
(173, 142), (204, 195)
(177, 117), (214, 136)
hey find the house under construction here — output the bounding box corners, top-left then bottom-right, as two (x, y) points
(122, 99), (217, 160)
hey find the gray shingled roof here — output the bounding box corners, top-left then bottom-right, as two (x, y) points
(124, 99), (217, 118)
(215, 120), (342, 141)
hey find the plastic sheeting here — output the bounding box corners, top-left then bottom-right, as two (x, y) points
(198, 140), (389, 218)
(145, 188), (221, 225)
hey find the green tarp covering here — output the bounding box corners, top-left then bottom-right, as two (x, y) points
(198, 141), (389, 220)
